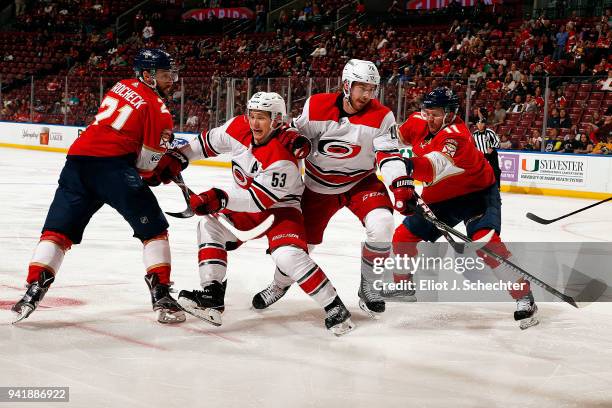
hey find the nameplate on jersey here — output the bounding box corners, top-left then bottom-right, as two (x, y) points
(110, 82), (146, 109)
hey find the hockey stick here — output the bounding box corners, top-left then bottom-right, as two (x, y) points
(165, 174), (195, 219)
(407, 192), (600, 308)
(526, 196), (612, 225)
(166, 175), (275, 241)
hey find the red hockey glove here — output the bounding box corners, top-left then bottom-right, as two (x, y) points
(390, 176), (416, 216)
(277, 131), (312, 159)
(144, 149), (189, 187)
(189, 188), (228, 215)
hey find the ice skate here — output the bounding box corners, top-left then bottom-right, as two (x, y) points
(324, 296), (355, 336)
(358, 274), (385, 319)
(380, 277), (417, 302)
(514, 291), (539, 330)
(144, 273), (186, 324)
(252, 281), (290, 310)
(178, 280), (226, 326)
(11, 270), (55, 324)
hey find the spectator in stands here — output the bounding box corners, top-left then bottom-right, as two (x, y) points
(509, 63), (521, 82)
(311, 42), (327, 57)
(387, 67), (400, 85)
(509, 94), (525, 113)
(547, 108), (561, 128)
(554, 24), (568, 60)
(559, 108), (572, 128)
(574, 133), (594, 154)
(142, 21), (154, 44)
(68, 93), (80, 106)
(560, 133), (579, 154)
(544, 128), (564, 152)
(524, 94), (538, 113)
(594, 106), (612, 142)
(599, 70), (612, 90)
(499, 134), (512, 149)
(492, 101), (506, 125)
(525, 129), (542, 151)
(555, 88), (568, 109)
(47, 78), (60, 92)
(255, 4), (266, 33)
(592, 134), (612, 154)
(185, 113), (199, 130)
(588, 111), (604, 129)
(533, 86), (545, 109)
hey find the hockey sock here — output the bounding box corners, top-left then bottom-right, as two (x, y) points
(198, 242), (228, 286)
(143, 232), (171, 284)
(273, 267), (294, 288)
(271, 246), (337, 308)
(197, 216), (235, 286)
(391, 223), (422, 283)
(27, 230), (72, 283)
(362, 208), (393, 281)
(472, 229), (530, 299)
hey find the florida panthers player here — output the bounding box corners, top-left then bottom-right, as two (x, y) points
(394, 87), (538, 329)
(11, 49), (186, 324)
(156, 92), (354, 335)
(251, 59), (413, 318)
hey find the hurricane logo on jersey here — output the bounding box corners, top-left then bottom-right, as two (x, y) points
(231, 162), (253, 189)
(318, 139), (362, 159)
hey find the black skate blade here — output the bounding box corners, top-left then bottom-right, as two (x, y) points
(165, 209), (195, 219)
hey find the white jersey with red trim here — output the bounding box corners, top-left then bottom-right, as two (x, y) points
(293, 93), (406, 195)
(181, 115), (303, 212)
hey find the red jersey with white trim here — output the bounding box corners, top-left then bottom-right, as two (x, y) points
(68, 79), (174, 173)
(293, 93), (406, 194)
(181, 115), (303, 212)
(399, 112), (495, 203)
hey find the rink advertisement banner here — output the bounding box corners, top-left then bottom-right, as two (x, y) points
(367, 242), (612, 303)
(498, 150), (611, 195)
(0, 121), (232, 164)
(182, 8), (255, 21)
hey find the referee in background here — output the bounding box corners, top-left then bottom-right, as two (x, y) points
(472, 117), (501, 187)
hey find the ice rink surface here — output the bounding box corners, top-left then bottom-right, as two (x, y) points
(1, 148), (611, 408)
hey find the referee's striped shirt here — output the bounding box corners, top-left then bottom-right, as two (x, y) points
(472, 128), (500, 153)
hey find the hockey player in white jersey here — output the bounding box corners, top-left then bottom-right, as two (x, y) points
(252, 59), (414, 318)
(154, 92), (354, 335)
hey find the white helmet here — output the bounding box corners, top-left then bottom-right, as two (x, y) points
(247, 92), (287, 128)
(341, 59), (380, 99)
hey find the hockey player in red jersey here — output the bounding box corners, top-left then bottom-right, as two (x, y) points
(251, 59), (413, 318)
(11, 49), (186, 325)
(393, 87), (538, 329)
(155, 92), (354, 335)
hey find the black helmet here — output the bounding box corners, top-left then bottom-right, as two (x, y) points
(422, 87), (459, 113)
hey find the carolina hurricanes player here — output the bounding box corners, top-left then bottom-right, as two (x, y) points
(251, 59), (413, 318)
(158, 92), (354, 335)
(11, 48), (186, 325)
(394, 87), (538, 329)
